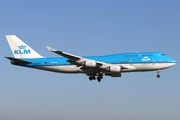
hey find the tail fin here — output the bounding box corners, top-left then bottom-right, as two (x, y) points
(6, 35), (43, 58)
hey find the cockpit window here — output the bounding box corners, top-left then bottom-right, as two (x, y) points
(161, 54), (166, 56)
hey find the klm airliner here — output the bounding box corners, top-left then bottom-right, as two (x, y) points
(5, 35), (177, 82)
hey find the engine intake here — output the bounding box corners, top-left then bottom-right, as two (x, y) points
(84, 60), (97, 67)
(108, 65), (121, 72)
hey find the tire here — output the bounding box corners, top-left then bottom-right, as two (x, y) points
(157, 74), (160, 78)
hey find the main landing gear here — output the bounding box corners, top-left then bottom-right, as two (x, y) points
(89, 74), (103, 82)
(157, 70), (161, 78)
(89, 76), (96, 80)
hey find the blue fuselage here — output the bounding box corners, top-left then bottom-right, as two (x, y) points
(11, 52), (176, 67)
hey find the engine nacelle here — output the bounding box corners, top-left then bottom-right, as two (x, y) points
(84, 60), (97, 67)
(109, 65), (121, 72)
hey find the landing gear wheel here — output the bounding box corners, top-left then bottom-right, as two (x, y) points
(89, 75), (96, 81)
(89, 76), (93, 81)
(157, 70), (161, 78)
(157, 74), (160, 78)
(92, 76), (96, 80)
(97, 77), (101, 82)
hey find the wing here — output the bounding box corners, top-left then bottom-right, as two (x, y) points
(46, 46), (82, 61)
(46, 46), (107, 73)
(46, 46), (136, 76)
(46, 46), (104, 66)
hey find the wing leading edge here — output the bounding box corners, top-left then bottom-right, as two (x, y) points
(46, 46), (81, 61)
(46, 46), (104, 66)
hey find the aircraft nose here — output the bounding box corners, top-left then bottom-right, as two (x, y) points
(171, 58), (177, 65)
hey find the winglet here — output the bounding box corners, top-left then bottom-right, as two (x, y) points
(46, 46), (57, 52)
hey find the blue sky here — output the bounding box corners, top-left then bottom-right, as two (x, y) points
(0, 0), (180, 120)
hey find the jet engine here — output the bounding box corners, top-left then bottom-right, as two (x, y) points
(84, 60), (97, 67)
(108, 65), (121, 72)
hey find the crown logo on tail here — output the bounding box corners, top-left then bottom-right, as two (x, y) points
(14, 44), (31, 54)
(18, 44), (26, 49)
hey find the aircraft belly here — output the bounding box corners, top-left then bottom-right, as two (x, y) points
(41, 65), (82, 73)
(34, 63), (175, 74)
(131, 63), (175, 71)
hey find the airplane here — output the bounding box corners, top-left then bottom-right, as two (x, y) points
(5, 35), (177, 82)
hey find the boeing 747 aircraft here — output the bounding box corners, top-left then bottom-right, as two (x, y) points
(5, 35), (177, 82)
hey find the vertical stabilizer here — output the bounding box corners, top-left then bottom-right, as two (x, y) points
(6, 35), (43, 58)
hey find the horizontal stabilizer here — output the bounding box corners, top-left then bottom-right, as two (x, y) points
(5, 56), (33, 64)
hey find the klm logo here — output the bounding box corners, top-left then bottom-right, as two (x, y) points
(142, 56), (151, 61)
(14, 45), (31, 54)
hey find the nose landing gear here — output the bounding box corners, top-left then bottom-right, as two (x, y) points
(157, 70), (161, 78)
